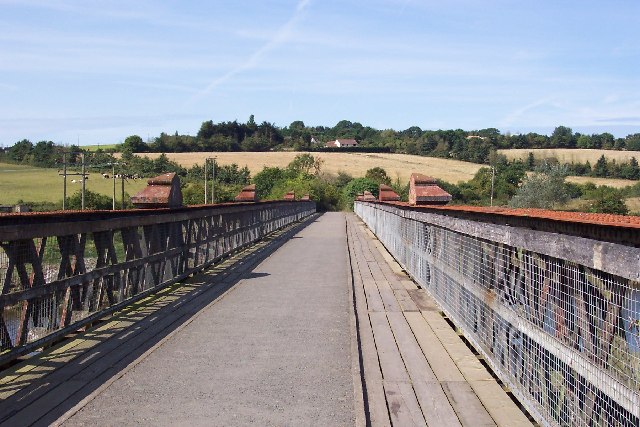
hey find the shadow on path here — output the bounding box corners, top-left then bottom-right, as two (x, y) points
(0, 214), (320, 427)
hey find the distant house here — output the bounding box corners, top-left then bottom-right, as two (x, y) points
(325, 138), (358, 148)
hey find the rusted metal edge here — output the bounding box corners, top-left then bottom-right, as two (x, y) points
(357, 201), (640, 246)
(0, 201), (316, 240)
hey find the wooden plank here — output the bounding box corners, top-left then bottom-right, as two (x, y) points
(441, 381), (495, 427)
(363, 279), (386, 312)
(369, 312), (409, 383)
(411, 378), (462, 427)
(384, 380), (427, 427)
(404, 312), (466, 382)
(401, 279), (418, 291)
(468, 380), (532, 426)
(347, 222), (391, 427)
(407, 289), (440, 311)
(377, 282), (401, 312)
(394, 289), (419, 312)
(421, 311), (494, 382)
(386, 312), (437, 383)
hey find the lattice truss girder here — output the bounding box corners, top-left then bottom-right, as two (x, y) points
(0, 202), (315, 360)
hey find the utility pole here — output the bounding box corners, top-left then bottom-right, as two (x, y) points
(490, 166), (496, 207)
(121, 174), (125, 210)
(204, 160), (208, 204)
(112, 163), (116, 210)
(62, 153), (67, 210)
(81, 153), (86, 210)
(211, 157), (216, 203)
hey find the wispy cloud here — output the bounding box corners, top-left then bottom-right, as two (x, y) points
(500, 98), (560, 127)
(188, 0), (312, 104)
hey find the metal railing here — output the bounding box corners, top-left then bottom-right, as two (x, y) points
(355, 201), (640, 427)
(0, 201), (315, 364)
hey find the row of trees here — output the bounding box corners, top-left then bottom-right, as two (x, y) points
(113, 118), (640, 165)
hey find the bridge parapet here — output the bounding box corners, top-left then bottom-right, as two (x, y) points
(0, 201), (315, 364)
(355, 201), (640, 427)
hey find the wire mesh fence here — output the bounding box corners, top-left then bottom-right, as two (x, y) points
(355, 201), (640, 427)
(0, 201), (315, 364)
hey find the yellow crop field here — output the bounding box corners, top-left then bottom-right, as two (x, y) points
(565, 176), (637, 188)
(135, 152), (484, 184)
(498, 148), (640, 164)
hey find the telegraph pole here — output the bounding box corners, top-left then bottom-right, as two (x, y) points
(112, 163), (116, 210)
(81, 153), (86, 210)
(490, 166), (496, 207)
(62, 153), (67, 210)
(204, 160), (208, 204)
(211, 157), (216, 203)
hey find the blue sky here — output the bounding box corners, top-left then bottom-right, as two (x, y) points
(0, 0), (638, 146)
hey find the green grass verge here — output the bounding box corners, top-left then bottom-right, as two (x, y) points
(0, 163), (147, 205)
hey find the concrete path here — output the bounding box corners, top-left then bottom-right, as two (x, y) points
(62, 212), (357, 426)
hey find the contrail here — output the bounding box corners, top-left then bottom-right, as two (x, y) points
(188, 0), (312, 104)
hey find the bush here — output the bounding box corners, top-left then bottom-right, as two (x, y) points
(509, 163), (570, 209)
(341, 178), (379, 209)
(66, 190), (114, 210)
(588, 189), (629, 215)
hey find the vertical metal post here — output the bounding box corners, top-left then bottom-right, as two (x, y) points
(81, 153), (86, 210)
(62, 153), (67, 210)
(490, 166), (495, 207)
(112, 164), (116, 210)
(204, 160), (208, 204)
(121, 175), (125, 209)
(211, 158), (216, 204)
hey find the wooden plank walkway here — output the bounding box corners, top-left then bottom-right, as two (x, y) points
(346, 214), (533, 427)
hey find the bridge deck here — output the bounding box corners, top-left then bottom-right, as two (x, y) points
(346, 215), (532, 426)
(0, 212), (532, 426)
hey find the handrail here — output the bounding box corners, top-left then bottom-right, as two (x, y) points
(356, 201), (640, 427)
(0, 201), (316, 365)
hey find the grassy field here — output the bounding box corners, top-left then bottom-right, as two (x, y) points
(134, 152), (485, 184)
(0, 163), (147, 205)
(498, 148), (640, 163)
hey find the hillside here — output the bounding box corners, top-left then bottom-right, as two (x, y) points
(135, 152), (484, 184)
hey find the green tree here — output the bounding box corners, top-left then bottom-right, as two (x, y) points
(550, 126), (575, 148)
(341, 178), (379, 209)
(122, 135), (147, 152)
(7, 139), (33, 163)
(287, 153), (322, 177)
(590, 191), (628, 215)
(593, 155), (608, 177)
(253, 167), (286, 199)
(365, 167), (392, 185)
(509, 163), (570, 209)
